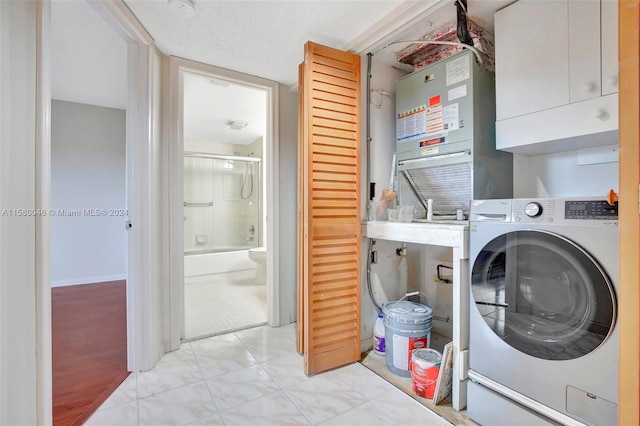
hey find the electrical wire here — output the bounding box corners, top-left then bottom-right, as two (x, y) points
(367, 238), (383, 312)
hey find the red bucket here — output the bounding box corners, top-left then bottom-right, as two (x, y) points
(410, 348), (441, 399)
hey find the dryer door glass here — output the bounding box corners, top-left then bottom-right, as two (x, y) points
(471, 230), (616, 360)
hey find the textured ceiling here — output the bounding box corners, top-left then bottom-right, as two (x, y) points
(124, 0), (420, 85)
(51, 0), (127, 110)
(184, 73), (267, 145)
(50, 0), (514, 144)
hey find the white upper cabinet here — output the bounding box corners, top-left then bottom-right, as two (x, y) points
(495, 0), (570, 121)
(601, 0), (619, 96)
(568, 0), (601, 104)
(495, 0), (619, 155)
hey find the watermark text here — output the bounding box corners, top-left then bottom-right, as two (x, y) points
(1, 208), (128, 217)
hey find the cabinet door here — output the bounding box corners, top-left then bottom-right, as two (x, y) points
(568, 0), (601, 103)
(495, 0), (569, 120)
(299, 41), (361, 375)
(601, 0), (619, 95)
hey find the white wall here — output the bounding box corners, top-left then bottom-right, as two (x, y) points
(0, 1), (39, 423)
(278, 84), (298, 325)
(513, 150), (619, 198)
(50, 100), (126, 286)
(360, 56), (411, 348)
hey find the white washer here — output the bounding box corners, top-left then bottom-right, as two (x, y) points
(467, 198), (618, 426)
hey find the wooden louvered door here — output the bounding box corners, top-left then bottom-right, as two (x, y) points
(298, 41), (361, 375)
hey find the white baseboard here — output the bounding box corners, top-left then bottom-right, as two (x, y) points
(51, 274), (127, 287)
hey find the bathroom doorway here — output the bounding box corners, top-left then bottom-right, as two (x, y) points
(181, 72), (269, 340)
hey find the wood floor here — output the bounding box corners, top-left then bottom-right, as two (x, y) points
(52, 280), (128, 426)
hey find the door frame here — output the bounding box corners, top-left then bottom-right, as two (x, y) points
(167, 57), (280, 349)
(36, 4), (163, 420)
(87, 0), (165, 373)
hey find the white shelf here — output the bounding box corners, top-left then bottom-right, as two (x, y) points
(362, 221), (469, 257)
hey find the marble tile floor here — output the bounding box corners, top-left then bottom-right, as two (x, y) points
(86, 324), (452, 426)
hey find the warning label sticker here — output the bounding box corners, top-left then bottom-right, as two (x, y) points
(446, 54), (470, 86)
(426, 95), (444, 137)
(443, 103), (459, 132)
(396, 105), (427, 142)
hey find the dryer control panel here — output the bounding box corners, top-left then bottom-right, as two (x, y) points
(471, 198), (619, 225)
(565, 200), (618, 220)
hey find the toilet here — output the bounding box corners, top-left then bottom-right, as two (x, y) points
(248, 247), (267, 285)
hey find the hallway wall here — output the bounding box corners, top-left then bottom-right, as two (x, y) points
(50, 100), (126, 286)
(0, 1), (40, 424)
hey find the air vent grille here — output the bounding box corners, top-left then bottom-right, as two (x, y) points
(404, 162), (472, 214)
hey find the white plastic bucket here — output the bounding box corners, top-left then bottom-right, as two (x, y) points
(382, 301), (433, 377)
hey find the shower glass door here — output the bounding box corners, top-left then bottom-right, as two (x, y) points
(183, 152), (261, 254)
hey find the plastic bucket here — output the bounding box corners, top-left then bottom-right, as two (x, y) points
(410, 348), (442, 399)
(382, 301), (432, 377)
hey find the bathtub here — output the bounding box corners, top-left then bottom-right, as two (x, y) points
(184, 247), (256, 278)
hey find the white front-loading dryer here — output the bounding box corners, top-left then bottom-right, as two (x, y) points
(467, 198), (618, 426)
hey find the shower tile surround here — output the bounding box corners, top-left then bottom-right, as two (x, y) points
(183, 154), (261, 253)
(183, 136), (264, 254)
(86, 324), (454, 426)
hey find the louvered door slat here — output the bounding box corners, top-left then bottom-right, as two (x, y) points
(313, 155), (357, 168)
(312, 99), (357, 115)
(313, 63), (358, 82)
(311, 81), (357, 99)
(313, 136), (358, 149)
(313, 91), (358, 107)
(314, 108), (357, 124)
(300, 41), (361, 375)
(313, 171), (357, 182)
(313, 126), (358, 141)
(313, 73), (359, 91)
(312, 116), (357, 132)
(312, 199), (357, 208)
(313, 143), (356, 156)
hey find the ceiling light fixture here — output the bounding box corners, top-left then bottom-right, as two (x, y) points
(168, 0), (197, 18)
(226, 120), (249, 130)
